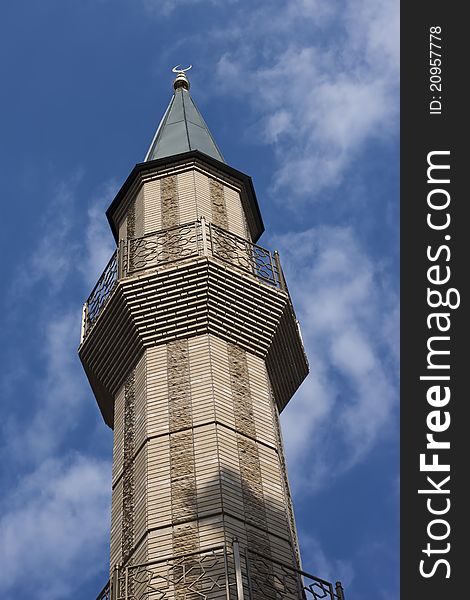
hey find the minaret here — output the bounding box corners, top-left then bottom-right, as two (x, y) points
(80, 68), (340, 600)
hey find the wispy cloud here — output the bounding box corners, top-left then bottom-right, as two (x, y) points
(213, 0), (399, 200)
(9, 310), (87, 461)
(9, 174), (82, 298)
(79, 180), (119, 288)
(299, 532), (355, 588)
(1, 176), (115, 597)
(277, 226), (398, 491)
(137, 0), (398, 203)
(0, 455), (111, 600)
(4, 176), (117, 462)
(9, 174), (116, 301)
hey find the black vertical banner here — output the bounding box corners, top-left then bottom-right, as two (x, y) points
(401, 4), (467, 599)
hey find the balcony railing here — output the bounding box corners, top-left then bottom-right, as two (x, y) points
(95, 539), (345, 600)
(95, 581), (111, 600)
(84, 251), (118, 328)
(246, 548), (346, 600)
(81, 218), (286, 342)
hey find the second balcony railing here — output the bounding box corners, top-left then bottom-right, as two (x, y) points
(95, 539), (346, 600)
(81, 217), (286, 342)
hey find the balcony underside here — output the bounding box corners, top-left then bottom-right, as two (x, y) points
(79, 256), (308, 428)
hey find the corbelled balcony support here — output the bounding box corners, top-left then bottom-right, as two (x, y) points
(79, 255), (308, 428)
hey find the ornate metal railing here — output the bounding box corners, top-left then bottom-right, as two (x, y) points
(96, 580), (111, 600)
(246, 549), (345, 600)
(114, 545), (235, 600)
(208, 222), (282, 289)
(123, 221), (200, 276)
(94, 540), (345, 600)
(120, 218), (283, 289)
(81, 218), (285, 341)
(81, 251), (118, 341)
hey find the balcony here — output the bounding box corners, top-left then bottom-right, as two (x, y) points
(96, 540), (346, 600)
(81, 218), (287, 343)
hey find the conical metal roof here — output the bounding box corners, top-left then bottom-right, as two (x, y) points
(145, 70), (224, 163)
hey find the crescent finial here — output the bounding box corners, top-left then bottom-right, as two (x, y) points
(172, 65), (193, 74)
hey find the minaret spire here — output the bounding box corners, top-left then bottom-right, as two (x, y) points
(145, 65), (224, 163)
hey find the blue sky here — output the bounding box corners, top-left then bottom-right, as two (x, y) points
(0, 1), (399, 598)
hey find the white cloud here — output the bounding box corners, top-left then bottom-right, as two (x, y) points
(1, 176), (115, 596)
(9, 174), (116, 301)
(133, 0), (399, 531)
(278, 226), (398, 491)
(299, 532), (355, 588)
(80, 181), (119, 288)
(214, 0), (399, 200)
(345, 0), (400, 71)
(9, 175), (81, 298)
(4, 177), (117, 462)
(0, 455), (111, 600)
(14, 310), (88, 461)
(3, 176), (89, 461)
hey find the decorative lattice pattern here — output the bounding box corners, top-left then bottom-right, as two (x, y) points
(96, 543), (345, 600)
(126, 222), (200, 276)
(246, 550), (344, 600)
(82, 220), (283, 340)
(83, 251), (118, 338)
(116, 547), (233, 600)
(209, 224), (277, 286)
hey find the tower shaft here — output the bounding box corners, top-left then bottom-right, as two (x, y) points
(111, 335), (300, 589)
